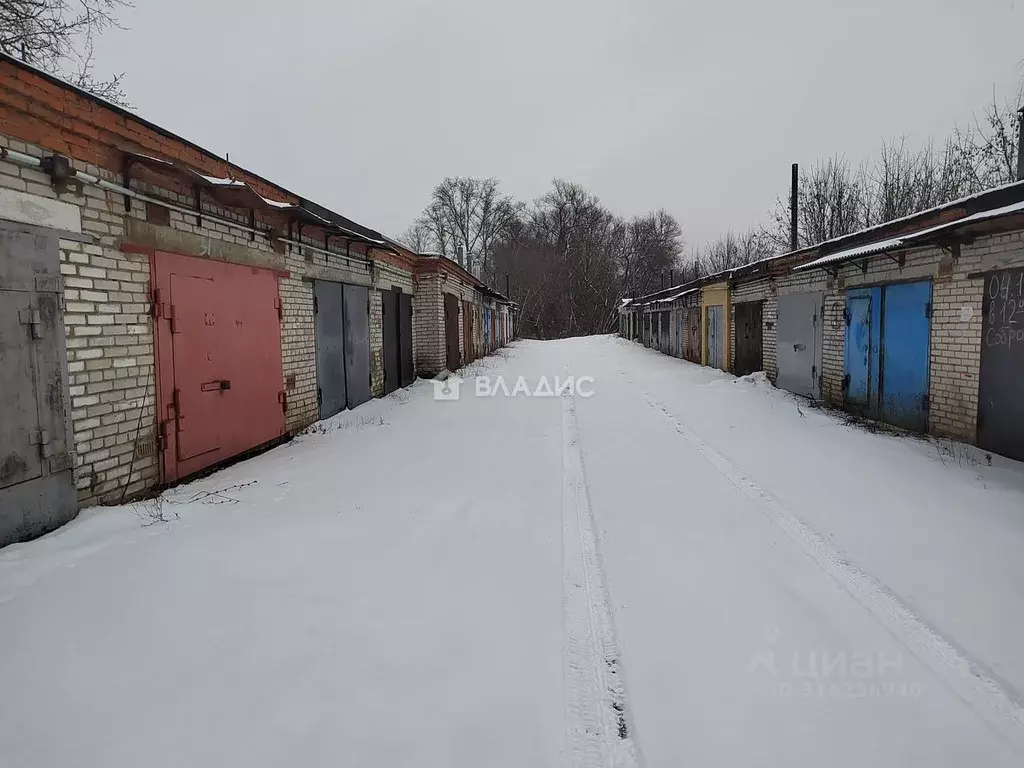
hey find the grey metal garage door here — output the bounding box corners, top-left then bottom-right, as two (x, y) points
(0, 223), (76, 547)
(314, 280), (347, 419)
(777, 291), (823, 399)
(381, 288), (400, 395)
(706, 305), (725, 369)
(343, 283), (372, 408)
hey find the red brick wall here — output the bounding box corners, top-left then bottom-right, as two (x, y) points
(0, 59), (376, 259)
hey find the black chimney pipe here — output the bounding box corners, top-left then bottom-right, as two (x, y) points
(506, 272), (510, 297)
(670, 268), (675, 286)
(1017, 108), (1024, 182)
(790, 163), (799, 252)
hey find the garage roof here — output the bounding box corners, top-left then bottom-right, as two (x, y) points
(797, 199), (1024, 272)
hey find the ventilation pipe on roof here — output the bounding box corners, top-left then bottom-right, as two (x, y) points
(1017, 107), (1024, 182)
(790, 163), (799, 251)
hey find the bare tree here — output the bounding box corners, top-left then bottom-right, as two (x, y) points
(618, 209), (684, 298)
(768, 156), (866, 249)
(414, 177), (519, 276)
(0, 0), (131, 105)
(482, 180), (683, 338)
(396, 219), (434, 253)
(695, 227), (773, 274)
(863, 135), (984, 226)
(953, 90), (1022, 191)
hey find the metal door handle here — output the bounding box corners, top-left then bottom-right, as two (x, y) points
(201, 379), (232, 392)
(794, 343), (807, 351)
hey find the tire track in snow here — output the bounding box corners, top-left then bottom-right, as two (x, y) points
(638, 387), (1024, 755)
(561, 389), (642, 768)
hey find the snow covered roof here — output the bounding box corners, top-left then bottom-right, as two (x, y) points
(797, 199), (1024, 272)
(258, 195), (295, 210)
(659, 288), (699, 303)
(199, 174), (247, 188)
(796, 236), (907, 271)
(809, 179), (1024, 253)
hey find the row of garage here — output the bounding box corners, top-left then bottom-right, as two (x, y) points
(621, 181), (1024, 463)
(0, 54), (517, 547)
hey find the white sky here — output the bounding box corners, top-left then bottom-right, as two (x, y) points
(93, 0), (1024, 249)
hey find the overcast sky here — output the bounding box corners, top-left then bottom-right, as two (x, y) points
(94, 0), (1023, 250)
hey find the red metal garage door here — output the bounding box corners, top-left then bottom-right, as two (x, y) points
(153, 251), (286, 483)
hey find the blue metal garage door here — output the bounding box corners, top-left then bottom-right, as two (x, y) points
(880, 281), (932, 432)
(844, 281), (931, 431)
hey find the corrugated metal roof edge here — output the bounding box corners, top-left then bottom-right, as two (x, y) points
(811, 178), (1024, 255)
(796, 199), (1024, 272)
(730, 179), (1024, 280)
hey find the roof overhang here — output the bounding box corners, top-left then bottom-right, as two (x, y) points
(122, 151), (384, 250)
(797, 200), (1024, 273)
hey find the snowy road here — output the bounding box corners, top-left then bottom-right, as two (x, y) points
(3, 336), (1024, 767)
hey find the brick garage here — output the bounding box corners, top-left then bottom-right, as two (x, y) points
(413, 254), (492, 376)
(800, 216), (1024, 446)
(0, 55), (407, 506)
(726, 250), (818, 382)
(621, 183), (1024, 460)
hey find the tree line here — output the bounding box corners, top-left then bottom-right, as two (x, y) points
(700, 90), (1023, 270)
(1, 0), (131, 105)
(403, 86), (1022, 339)
(400, 178), (682, 339)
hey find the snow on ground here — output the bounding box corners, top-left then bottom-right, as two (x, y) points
(2, 336), (1024, 767)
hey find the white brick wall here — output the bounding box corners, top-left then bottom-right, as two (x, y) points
(53, 163), (159, 505)
(930, 231), (1024, 442)
(370, 288), (384, 396)
(414, 274), (445, 375)
(2, 132), (409, 503)
(783, 231), (1024, 443)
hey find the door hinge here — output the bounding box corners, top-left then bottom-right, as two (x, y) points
(922, 394), (930, 411)
(18, 307), (43, 339)
(924, 300), (932, 319)
(317, 387), (322, 406)
(171, 388), (181, 418)
(157, 420), (171, 451)
(274, 296), (283, 321)
(278, 390), (288, 413)
(812, 365), (817, 379)
(29, 429), (52, 459)
(842, 373), (850, 391)
(151, 288), (163, 319)
(313, 294), (318, 314)
(168, 304), (179, 334)
(843, 307), (851, 326)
